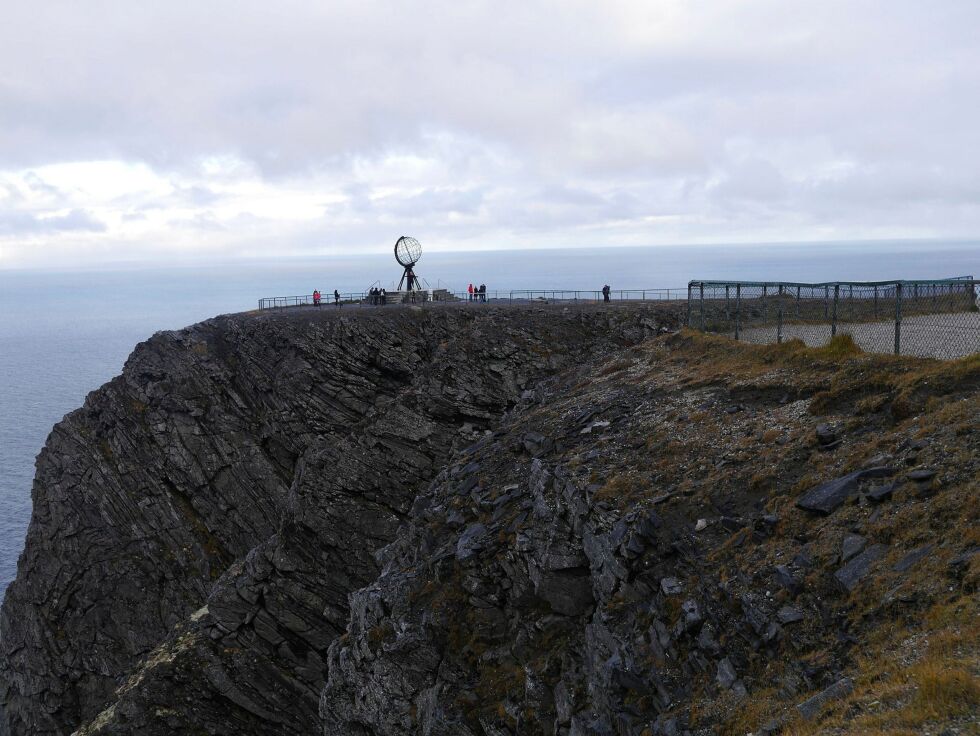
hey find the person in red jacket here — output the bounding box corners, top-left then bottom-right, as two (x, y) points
(468, 283), (474, 302)
(313, 290), (321, 306)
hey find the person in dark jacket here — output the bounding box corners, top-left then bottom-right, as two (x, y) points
(334, 289), (341, 306)
(602, 284), (611, 303)
(479, 284), (486, 302)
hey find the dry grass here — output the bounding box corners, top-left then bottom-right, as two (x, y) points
(652, 332), (980, 735)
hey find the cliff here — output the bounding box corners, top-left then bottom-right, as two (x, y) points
(1, 305), (977, 736)
(0, 303), (675, 736)
(320, 334), (979, 734)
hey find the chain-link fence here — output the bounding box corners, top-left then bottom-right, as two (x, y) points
(686, 277), (979, 359)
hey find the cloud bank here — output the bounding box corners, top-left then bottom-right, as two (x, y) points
(1, 1), (979, 268)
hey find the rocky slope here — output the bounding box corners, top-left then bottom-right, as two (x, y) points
(321, 333), (979, 735)
(0, 303), (676, 736)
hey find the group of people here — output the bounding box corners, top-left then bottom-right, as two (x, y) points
(468, 283), (488, 302)
(367, 287), (387, 305)
(312, 289), (342, 307)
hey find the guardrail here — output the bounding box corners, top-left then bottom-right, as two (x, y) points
(258, 287), (688, 310)
(686, 277), (979, 359)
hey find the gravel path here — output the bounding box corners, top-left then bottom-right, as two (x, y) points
(738, 312), (980, 359)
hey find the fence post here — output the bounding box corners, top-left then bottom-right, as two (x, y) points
(735, 284), (741, 340)
(762, 285), (768, 323)
(699, 283), (705, 330)
(824, 285), (829, 319)
(831, 284), (839, 337)
(686, 284), (693, 326)
(874, 285), (878, 318)
(795, 286), (801, 318)
(777, 285), (784, 343)
(725, 285), (730, 322)
(895, 282), (902, 355)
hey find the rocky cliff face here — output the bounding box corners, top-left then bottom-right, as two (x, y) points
(0, 304), (677, 736)
(319, 334), (979, 735)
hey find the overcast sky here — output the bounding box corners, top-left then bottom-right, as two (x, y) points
(1, 1), (978, 269)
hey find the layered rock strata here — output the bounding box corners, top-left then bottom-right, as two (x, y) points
(0, 304), (677, 736)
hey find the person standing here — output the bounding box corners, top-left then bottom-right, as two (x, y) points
(380, 288), (387, 306)
(334, 289), (341, 307)
(313, 290), (321, 306)
(480, 284), (486, 302)
(602, 284), (610, 303)
(468, 283), (474, 302)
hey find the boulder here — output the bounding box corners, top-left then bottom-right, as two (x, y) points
(834, 545), (887, 592)
(660, 577), (684, 596)
(796, 467), (896, 514)
(716, 658), (737, 690)
(776, 605), (804, 624)
(840, 534), (866, 563)
(796, 678), (854, 720)
(456, 523), (488, 561)
(892, 544), (934, 573)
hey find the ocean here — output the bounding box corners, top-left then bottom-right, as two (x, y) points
(1, 240), (978, 599)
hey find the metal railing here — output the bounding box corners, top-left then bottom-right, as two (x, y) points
(687, 277), (979, 359)
(257, 288), (688, 310)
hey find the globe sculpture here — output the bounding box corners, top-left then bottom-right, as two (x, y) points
(395, 236), (422, 291)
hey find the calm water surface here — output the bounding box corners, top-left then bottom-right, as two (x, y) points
(2, 241), (978, 598)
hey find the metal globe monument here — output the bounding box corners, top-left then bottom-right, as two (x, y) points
(395, 236), (422, 291)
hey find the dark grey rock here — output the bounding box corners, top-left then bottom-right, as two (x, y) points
(892, 544), (934, 573)
(652, 716), (680, 736)
(523, 432), (554, 457)
(834, 544), (887, 592)
(681, 599), (702, 630)
(716, 658), (737, 690)
(867, 481), (896, 503)
(815, 423), (837, 445)
(741, 597), (770, 635)
(660, 577), (684, 596)
(796, 677), (854, 720)
(760, 717), (784, 735)
(776, 605), (804, 624)
(841, 534), (866, 563)
(456, 523), (488, 561)
(796, 467), (897, 514)
(949, 547), (980, 570)
(774, 564), (801, 595)
(696, 623), (719, 653)
(763, 621), (782, 643)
